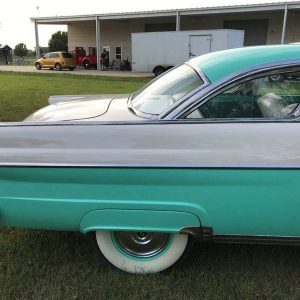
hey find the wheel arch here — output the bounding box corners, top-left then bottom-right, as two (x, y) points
(79, 209), (201, 234)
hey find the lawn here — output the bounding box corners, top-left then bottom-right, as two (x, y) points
(1, 228), (299, 299)
(0, 72), (300, 299)
(0, 71), (149, 122)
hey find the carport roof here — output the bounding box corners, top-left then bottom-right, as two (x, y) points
(31, 1), (300, 24)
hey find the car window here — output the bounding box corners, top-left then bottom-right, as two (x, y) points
(186, 71), (300, 119)
(131, 64), (204, 115)
(50, 53), (60, 58)
(44, 53), (50, 59)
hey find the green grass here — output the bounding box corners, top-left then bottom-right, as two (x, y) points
(1, 229), (299, 299)
(0, 72), (300, 299)
(0, 72), (149, 122)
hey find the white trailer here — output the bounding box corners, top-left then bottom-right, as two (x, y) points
(131, 29), (244, 76)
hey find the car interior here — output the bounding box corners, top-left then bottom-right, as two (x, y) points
(187, 72), (300, 119)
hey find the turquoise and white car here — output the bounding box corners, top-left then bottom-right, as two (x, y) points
(1, 45), (300, 274)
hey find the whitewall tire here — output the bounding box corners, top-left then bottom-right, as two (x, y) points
(95, 231), (188, 274)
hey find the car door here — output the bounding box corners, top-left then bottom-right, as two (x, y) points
(178, 69), (300, 238)
(49, 52), (59, 68)
(41, 53), (51, 68)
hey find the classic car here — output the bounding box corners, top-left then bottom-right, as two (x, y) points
(1, 44), (300, 274)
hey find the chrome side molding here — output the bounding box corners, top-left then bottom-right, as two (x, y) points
(180, 227), (300, 245)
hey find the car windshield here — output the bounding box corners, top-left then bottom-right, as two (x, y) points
(131, 64), (204, 115)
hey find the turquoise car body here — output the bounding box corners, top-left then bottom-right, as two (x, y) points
(1, 167), (299, 238)
(1, 45), (300, 244)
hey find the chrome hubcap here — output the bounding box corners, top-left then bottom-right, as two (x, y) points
(113, 231), (170, 258)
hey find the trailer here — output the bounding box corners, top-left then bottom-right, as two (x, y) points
(131, 30), (244, 76)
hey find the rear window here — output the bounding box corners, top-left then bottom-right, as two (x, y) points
(62, 53), (73, 58)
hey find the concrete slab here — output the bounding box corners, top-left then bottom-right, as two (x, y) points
(0, 65), (154, 78)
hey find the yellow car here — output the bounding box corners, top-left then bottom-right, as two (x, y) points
(35, 51), (76, 71)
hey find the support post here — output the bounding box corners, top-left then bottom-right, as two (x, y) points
(176, 11), (181, 31)
(34, 20), (40, 59)
(281, 4), (288, 44)
(96, 16), (101, 71)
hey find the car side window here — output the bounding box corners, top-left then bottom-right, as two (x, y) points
(44, 53), (50, 59)
(50, 53), (59, 58)
(186, 71), (300, 119)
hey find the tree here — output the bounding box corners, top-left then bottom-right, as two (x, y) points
(48, 31), (68, 52)
(14, 43), (28, 57)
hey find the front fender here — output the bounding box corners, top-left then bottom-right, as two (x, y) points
(80, 209), (201, 234)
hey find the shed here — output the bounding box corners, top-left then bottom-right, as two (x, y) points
(0, 44), (13, 64)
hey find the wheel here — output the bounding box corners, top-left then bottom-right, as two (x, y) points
(55, 63), (62, 71)
(69, 67), (76, 71)
(153, 66), (165, 77)
(83, 60), (91, 70)
(35, 63), (41, 70)
(95, 231), (188, 274)
(268, 74), (284, 82)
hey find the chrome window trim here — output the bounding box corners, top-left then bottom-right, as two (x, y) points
(3, 162), (300, 169)
(1, 116), (300, 129)
(163, 59), (300, 120)
(185, 61), (210, 85)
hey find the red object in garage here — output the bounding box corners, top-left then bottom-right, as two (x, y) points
(70, 47), (97, 69)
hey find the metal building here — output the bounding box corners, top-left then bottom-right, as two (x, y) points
(32, 1), (300, 70)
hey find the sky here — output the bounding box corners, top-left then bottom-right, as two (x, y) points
(0, 0), (299, 50)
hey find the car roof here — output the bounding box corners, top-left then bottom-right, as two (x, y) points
(190, 44), (300, 84)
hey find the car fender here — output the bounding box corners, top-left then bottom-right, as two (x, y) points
(79, 209), (201, 234)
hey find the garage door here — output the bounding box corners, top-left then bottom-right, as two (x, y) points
(224, 19), (269, 46)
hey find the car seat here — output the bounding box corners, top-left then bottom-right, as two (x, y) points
(257, 93), (298, 118)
